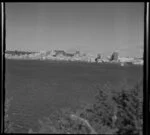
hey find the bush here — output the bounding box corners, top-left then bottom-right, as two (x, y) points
(29, 108), (92, 134)
(114, 81), (143, 135)
(30, 80), (143, 134)
(80, 81), (143, 135)
(76, 82), (119, 134)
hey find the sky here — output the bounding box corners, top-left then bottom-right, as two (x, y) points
(6, 2), (144, 57)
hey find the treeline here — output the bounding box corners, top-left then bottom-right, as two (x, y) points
(5, 50), (37, 56)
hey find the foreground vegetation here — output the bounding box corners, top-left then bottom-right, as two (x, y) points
(5, 81), (143, 134)
(4, 97), (13, 133)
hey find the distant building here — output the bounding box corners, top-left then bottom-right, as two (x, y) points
(64, 53), (74, 57)
(50, 50), (56, 56)
(75, 51), (80, 55)
(53, 50), (75, 57)
(74, 51), (81, 57)
(53, 50), (65, 57)
(45, 51), (51, 56)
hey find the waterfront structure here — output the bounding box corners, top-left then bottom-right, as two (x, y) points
(5, 50), (143, 65)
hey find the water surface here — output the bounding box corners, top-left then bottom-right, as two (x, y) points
(5, 59), (143, 133)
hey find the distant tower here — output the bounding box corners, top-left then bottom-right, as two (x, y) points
(111, 52), (119, 61)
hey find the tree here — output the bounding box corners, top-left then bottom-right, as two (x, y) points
(110, 52), (119, 61)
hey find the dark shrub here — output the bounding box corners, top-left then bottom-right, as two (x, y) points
(29, 81), (143, 134)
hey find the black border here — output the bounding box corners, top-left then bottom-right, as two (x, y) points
(1, 2), (6, 134)
(1, 2), (149, 134)
(143, 2), (149, 135)
(1, 1), (149, 2)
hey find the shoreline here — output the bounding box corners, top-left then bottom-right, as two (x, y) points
(5, 58), (143, 67)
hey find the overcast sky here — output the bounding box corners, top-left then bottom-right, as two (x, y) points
(6, 2), (144, 57)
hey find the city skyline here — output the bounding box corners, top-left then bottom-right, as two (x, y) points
(6, 2), (144, 57)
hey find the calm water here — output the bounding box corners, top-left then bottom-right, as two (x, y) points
(5, 59), (143, 133)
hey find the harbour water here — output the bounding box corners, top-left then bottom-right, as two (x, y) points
(5, 59), (143, 133)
